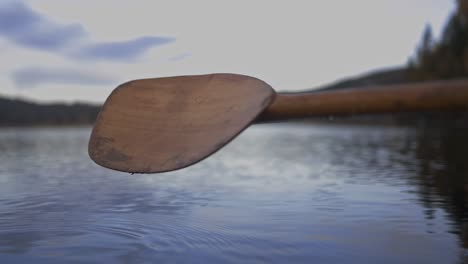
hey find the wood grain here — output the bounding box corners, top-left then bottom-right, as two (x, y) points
(89, 73), (275, 173)
(89, 75), (468, 174)
(258, 79), (468, 122)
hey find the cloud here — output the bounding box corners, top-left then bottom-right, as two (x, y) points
(169, 52), (192, 61)
(0, 2), (175, 62)
(0, 2), (86, 51)
(12, 67), (115, 88)
(75, 36), (175, 61)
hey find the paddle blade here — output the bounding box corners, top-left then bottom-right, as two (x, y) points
(89, 73), (275, 173)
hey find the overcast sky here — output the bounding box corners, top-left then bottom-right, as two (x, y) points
(0, 0), (456, 103)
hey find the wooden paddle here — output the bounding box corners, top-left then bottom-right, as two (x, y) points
(88, 73), (468, 173)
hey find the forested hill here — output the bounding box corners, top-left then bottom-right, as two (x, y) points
(317, 67), (409, 91)
(0, 97), (101, 126)
(318, 0), (468, 90)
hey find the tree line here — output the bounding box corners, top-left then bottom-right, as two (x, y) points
(0, 97), (100, 126)
(408, 0), (468, 81)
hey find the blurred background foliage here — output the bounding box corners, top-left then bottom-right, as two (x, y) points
(409, 0), (468, 81)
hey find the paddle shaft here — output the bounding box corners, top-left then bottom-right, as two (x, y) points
(258, 79), (468, 122)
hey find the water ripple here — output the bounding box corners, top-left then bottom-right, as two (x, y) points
(0, 125), (465, 263)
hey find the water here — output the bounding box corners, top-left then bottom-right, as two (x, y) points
(0, 123), (467, 263)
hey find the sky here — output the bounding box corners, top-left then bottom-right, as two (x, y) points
(0, 0), (456, 103)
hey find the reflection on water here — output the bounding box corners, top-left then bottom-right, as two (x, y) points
(413, 124), (468, 252)
(0, 124), (467, 263)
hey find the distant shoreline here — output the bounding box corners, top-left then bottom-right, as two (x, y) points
(0, 96), (101, 127)
(2, 66), (466, 128)
(0, 123), (94, 129)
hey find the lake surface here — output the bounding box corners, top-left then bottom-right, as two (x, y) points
(0, 123), (467, 263)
